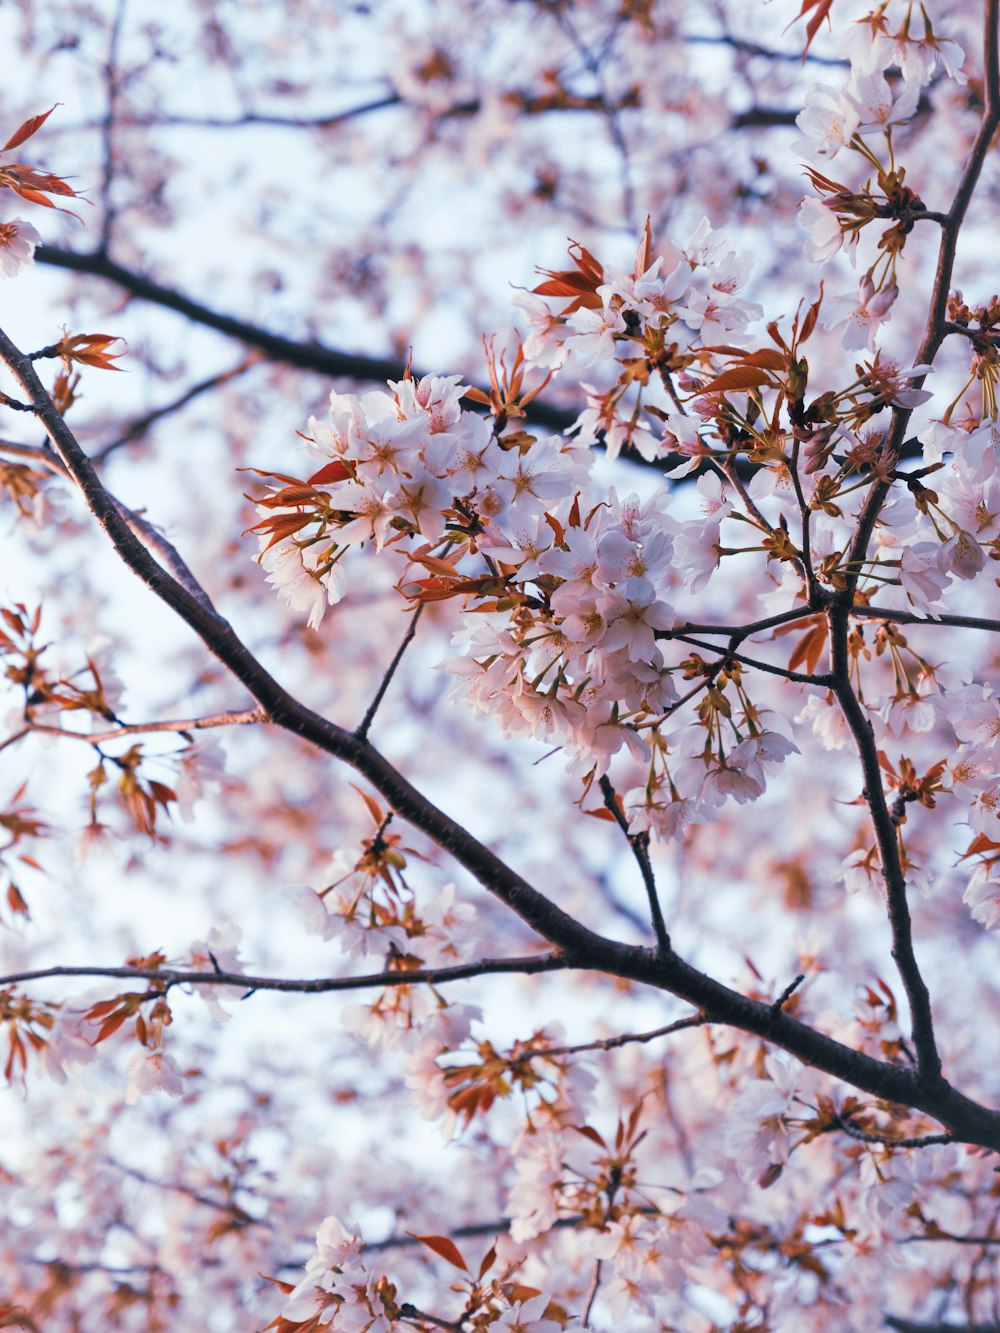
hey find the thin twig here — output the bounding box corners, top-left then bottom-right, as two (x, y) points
(852, 606), (1000, 635)
(533, 1012), (709, 1059)
(113, 1160), (261, 1225)
(355, 603), (424, 741)
(93, 356), (261, 463)
(1, 953), (570, 996)
(770, 974), (805, 1014)
(0, 439), (68, 474)
(581, 1258), (604, 1328)
(667, 631), (833, 686)
(829, 602), (941, 1082)
(599, 774), (670, 954)
(21, 707), (266, 747)
(834, 1113), (953, 1150)
(97, 0), (128, 252)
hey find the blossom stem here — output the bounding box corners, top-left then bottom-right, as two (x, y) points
(599, 774), (671, 955)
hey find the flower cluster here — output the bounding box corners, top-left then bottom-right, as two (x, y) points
(272, 1216), (565, 1332)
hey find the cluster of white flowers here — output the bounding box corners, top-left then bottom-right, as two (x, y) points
(279, 1216), (396, 1331)
(254, 220), (810, 840)
(281, 1215), (565, 1331)
(256, 373), (590, 630)
(253, 2), (1000, 933)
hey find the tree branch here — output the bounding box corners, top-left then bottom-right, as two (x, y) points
(598, 774), (670, 953)
(828, 601), (941, 1082)
(853, 606), (1000, 635)
(528, 1012), (710, 1058)
(885, 1320), (1000, 1333)
(34, 245), (579, 436)
(834, 1113), (953, 1149)
(1, 953), (570, 996)
(92, 355), (260, 463)
(355, 604), (424, 741)
(20, 707), (265, 747)
(822, 0), (1000, 1090)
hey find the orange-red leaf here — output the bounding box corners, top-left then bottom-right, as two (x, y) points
(959, 832), (1000, 860)
(788, 0), (835, 55)
(93, 1010), (131, 1043)
(351, 785), (385, 827)
(308, 460), (351, 486)
(786, 622), (827, 674)
(478, 1243), (498, 1280)
(2, 106), (57, 154)
(5, 883), (29, 917)
(633, 215), (653, 279)
(572, 1123), (607, 1149)
(799, 282), (824, 343)
(408, 1233), (469, 1272)
(56, 333), (127, 371)
(739, 348), (788, 372)
(699, 366), (772, 395)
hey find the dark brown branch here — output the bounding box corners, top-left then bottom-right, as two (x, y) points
(666, 630), (833, 686)
(885, 1321), (1000, 1332)
(829, 601), (941, 1082)
(732, 107), (800, 129)
(0, 439), (67, 474)
(853, 606), (1000, 634)
(1, 954), (569, 996)
(35, 244), (580, 433)
(834, 1114), (953, 1149)
(659, 606), (816, 641)
(844, 0), (1000, 585)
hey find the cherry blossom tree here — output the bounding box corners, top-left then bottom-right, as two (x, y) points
(6, 1), (1000, 1329)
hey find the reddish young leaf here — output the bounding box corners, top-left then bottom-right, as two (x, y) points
(478, 1243), (498, 1280)
(350, 784), (385, 827)
(408, 1233), (469, 1271)
(308, 460), (351, 486)
(739, 349), (788, 372)
(799, 282), (825, 344)
(572, 1123), (607, 1149)
(2, 106), (58, 154)
(55, 333), (127, 371)
(787, 0), (835, 55)
(698, 366), (772, 395)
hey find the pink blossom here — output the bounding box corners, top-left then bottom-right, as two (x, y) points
(124, 1048), (186, 1104)
(0, 218), (41, 278)
(796, 84), (860, 159)
(564, 301), (626, 365)
(824, 276), (898, 351)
